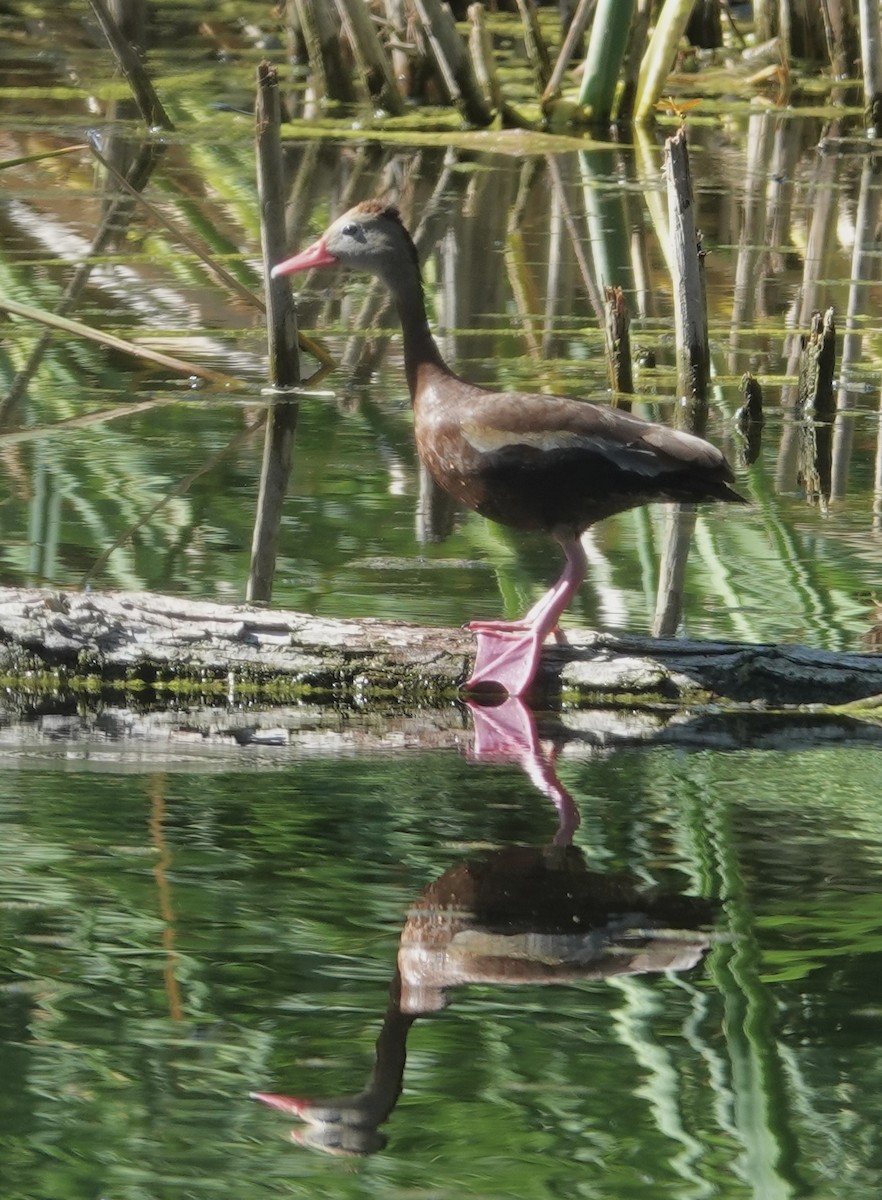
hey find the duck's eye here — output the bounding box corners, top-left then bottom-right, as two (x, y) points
(341, 222), (365, 243)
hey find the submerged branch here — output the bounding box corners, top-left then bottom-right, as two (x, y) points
(0, 143), (89, 170)
(0, 297), (242, 387)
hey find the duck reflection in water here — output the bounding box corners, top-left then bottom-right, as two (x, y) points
(253, 698), (718, 1156)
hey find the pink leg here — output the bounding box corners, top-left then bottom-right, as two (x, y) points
(465, 534), (587, 697)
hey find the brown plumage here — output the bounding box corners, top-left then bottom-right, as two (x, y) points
(273, 202), (746, 696)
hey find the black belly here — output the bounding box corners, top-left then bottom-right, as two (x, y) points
(430, 445), (722, 535)
(430, 452), (627, 533)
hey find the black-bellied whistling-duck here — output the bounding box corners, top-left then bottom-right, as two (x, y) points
(272, 201), (746, 696)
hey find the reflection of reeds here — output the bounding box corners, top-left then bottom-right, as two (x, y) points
(81, 412), (267, 589)
(834, 157), (882, 498)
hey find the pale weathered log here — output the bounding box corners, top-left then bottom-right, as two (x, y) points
(0, 587), (471, 701)
(3, 586), (882, 710)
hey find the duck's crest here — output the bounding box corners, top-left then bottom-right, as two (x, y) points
(351, 199), (402, 224)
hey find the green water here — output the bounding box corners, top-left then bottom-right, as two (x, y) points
(3, 4), (882, 1196)
(3, 747), (882, 1198)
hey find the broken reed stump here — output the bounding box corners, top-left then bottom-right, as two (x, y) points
(795, 307), (836, 506)
(411, 0), (493, 125)
(248, 63), (301, 604)
(542, 0), (594, 104)
(294, 0), (356, 105)
(796, 307), (836, 419)
(654, 126), (709, 638)
(468, 3), (503, 111)
(335, 0), (404, 114)
(289, 0), (496, 121)
(735, 372), (764, 466)
(862, 0), (882, 138)
(515, 0), (552, 93)
(603, 285), (633, 406)
(736, 372), (764, 425)
(616, 0), (652, 124)
(798, 417), (832, 507)
(89, 0), (174, 130)
(664, 126), (710, 424)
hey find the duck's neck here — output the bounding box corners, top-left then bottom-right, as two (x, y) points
(384, 265), (450, 400)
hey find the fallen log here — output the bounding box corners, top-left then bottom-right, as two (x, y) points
(2, 586), (882, 711)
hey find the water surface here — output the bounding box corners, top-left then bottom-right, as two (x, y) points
(3, 7), (882, 1198)
(3, 741), (882, 1198)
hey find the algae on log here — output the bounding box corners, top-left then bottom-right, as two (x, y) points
(2, 587), (882, 711)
